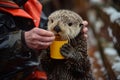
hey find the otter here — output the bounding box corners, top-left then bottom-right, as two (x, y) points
(41, 10), (94, 80)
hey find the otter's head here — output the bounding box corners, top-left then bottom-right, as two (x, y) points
(47, 10), (83, 40)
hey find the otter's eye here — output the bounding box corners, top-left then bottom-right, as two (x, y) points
(51, 19), (53, 23)
(68, 23), (73, 26)
(79, 23), (83, 27)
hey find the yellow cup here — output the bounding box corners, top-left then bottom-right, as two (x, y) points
(50, 40), (68, 59)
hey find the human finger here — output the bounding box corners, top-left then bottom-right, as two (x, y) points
(83, 27), (88, 34)
(82, 20), (88, 27)
(34, 28), (55, 37)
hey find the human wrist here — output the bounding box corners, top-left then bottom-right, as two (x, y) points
(21, 31), (30, 50)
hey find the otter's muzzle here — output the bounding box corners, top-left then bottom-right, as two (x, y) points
(53, 25), (61, 33)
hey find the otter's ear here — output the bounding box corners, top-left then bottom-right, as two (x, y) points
(79, 23), (83, 27)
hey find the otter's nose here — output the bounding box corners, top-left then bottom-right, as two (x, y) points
(53, 25), (61, 33)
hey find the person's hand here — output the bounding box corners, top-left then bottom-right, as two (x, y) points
(82, 21), (88, 38)
(24, 28), (55, 50)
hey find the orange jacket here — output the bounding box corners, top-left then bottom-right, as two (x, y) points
(0, 0), (42, 27)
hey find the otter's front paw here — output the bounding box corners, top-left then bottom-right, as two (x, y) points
(60, 44), (75, 59)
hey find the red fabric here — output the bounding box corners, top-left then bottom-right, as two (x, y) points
(24, 0), (42, 27)
(25, 70), (47, 80)
(0, 0), (42, 27)
(0, 1), (33, 19)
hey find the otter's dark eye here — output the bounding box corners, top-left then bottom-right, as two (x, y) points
(79, 23), (83, 27)
(68, 23), (73, 26)
(51, 19), (53, 23)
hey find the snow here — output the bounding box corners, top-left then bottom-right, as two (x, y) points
(107, 27), (113, 38)
(112, 62), (120, 72)
(103, 7), (120, 24)
(103, 7), (116, 15)
(98, 59), (103, 65)
(104, 47), (117, 56)
(94, 51), (103, 65)
(94, 51), (101, 59)
(112, 56), (120, 75)
(100, 67), (107, 75)
(107, 27), (118, 44)
(113, 37), (117, 44)
(89, 0), (103, 4)
(94, 19), (104, 33)
(115, 56), (120, 62)
(87, 10), (97, 24)
(87, 10), (104, 33)
(110, 12), (120, 23)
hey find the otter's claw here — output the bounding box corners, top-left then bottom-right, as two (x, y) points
(60, 44), (75, 59)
